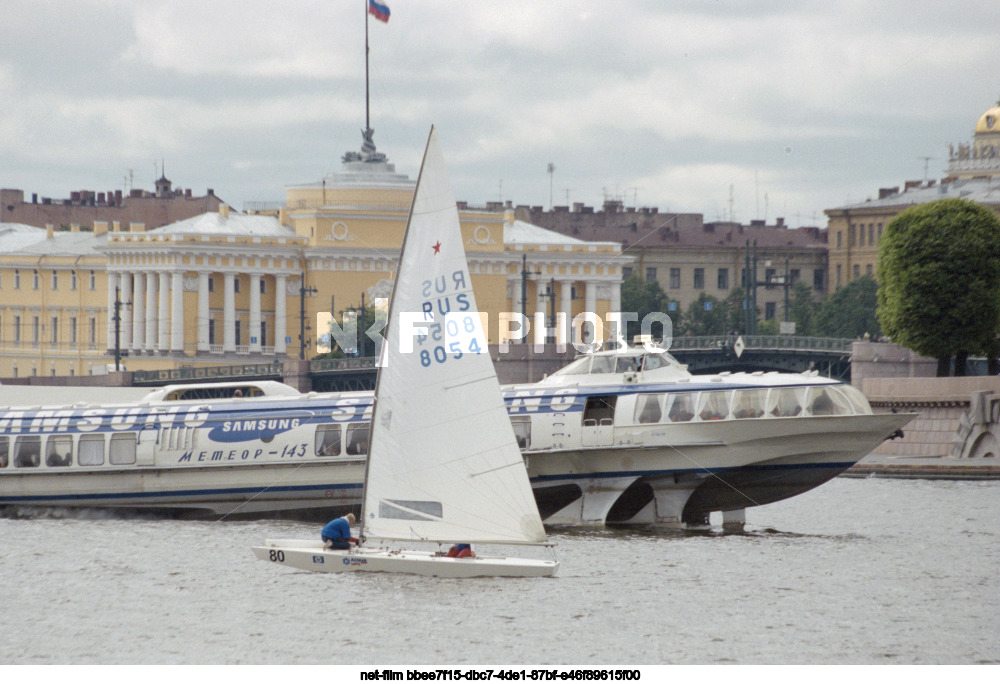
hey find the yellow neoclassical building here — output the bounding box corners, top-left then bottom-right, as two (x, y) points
(0, 139), (627, 378)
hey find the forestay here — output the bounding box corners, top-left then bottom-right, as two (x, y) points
(361, 127), (547, 546)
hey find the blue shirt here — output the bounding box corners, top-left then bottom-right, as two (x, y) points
(321, 517), (352, 540)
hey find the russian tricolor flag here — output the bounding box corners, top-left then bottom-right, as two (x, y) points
(369, 0), (390, 22)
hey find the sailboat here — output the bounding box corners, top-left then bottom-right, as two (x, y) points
(251, 128), (558, 578)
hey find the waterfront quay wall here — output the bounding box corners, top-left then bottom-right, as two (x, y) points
(852, 375), (1000, 478)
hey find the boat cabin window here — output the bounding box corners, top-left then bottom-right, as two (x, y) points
(805, 387), (853, 416)
(0, 436), (8, 468)
(634, 394), (663, 424)
(590, 357), (615, 374)
(45, 436), (73, 467)
(164, 386), (264, 401)
(732, 389), (766, 419)
(315, 424), (342, 457)
(78, 435), (105, 466)
(697, 391), (729, 421)
(615, 356), (641, 373)
(665, 393), (695, 422)
(838, 384), (873, 415)
(14, 436), (41, 468)
(768, 388), (803, 417)
(582, 396), (616, 425)
(641, 353), (670, 371)
(345, 423), (370, 456)
(510, 415), (531, 449)
(109, 433), (137, 465)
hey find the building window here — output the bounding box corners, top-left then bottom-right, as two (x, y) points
(813, 269), (825, 291)
(32, 316), (39, 343)
(717, 268), (728, 290)
(693, 268), (704, 290)
(14, 315), (21, 343)
(260, 278), (267, 294)
(51, 316), (58, 344)
(765, 268), (776, 289)
(853, 264), (860, 279)
(208, 318), (216, 345)
(71, 271), (78, 290)
(260, 321), (268, 347)
(89, 317), (96, 345)
(765, 302), (776, 320)
(836, 265), (842, 288)
(70, 317), (77, 344)
(645, 267), (657, 283)
(669, 268), (680, 289)
(51, 272), (58, 290)
(866, 264), (873, 276)
(33, 270), (39, 290)
(868, 225), (875, 245)
(234, 277), (241, 294)
(208, 277), (215, 293)
(235, 320), (242, 346)
(849, 224), (856, 247)
(14, 270), (20, 290)
(878, 224), (884, 241)
(90, 270), (96, 290)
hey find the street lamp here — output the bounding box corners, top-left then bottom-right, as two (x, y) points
(299, 273), (318, 359)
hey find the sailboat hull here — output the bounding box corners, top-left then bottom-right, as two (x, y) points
(252, 539), (558, 578)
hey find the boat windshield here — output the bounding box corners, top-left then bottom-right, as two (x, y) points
(551, 351), (678, 377)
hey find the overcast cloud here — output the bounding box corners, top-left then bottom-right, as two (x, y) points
(1, 0), (997, 227)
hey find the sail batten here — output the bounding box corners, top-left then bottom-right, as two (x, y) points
(360, 127), (547, 546)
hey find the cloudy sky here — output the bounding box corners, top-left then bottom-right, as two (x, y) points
(1, 0), (997, 227)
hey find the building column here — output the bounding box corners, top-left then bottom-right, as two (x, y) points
(274, 275), (287, 355)
(559, 280), (573, 345)
(145, 272), (157, 352)
(249, 274), (262, 353)
(197, 272), (210, 352)
(158, 272), (170, 351)
(106, 272), (118, 351)
(584, 280), (599, 345)
(171, 271), (184, 352)
(224, 272), (236, 352)
(131, 272), (145, 351)
(533, 281), (547, 346)
(119, 272), (132, 350)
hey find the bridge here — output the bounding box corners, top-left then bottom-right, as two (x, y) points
(667, 335), (854, 379)
(130, 336), (855, 389)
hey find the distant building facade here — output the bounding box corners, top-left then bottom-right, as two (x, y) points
(826, 101), (1000, 290)
(0, 177), (223, 232)
(0, 136), (627, 378)
(517, 201), (827, 326)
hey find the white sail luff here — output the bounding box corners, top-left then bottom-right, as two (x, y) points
(361, 127), (547, 545)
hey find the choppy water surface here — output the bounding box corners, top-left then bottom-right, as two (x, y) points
(1, 478), (997, 665)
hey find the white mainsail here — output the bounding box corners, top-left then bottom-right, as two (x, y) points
(361, 127), (547, 545)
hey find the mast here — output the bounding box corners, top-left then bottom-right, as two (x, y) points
(364, 0), (370, 131)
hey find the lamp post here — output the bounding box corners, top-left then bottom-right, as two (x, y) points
(112, 285), (130, 371)
(299, 274), (317, 360)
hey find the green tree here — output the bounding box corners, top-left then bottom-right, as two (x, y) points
(619, 274), (679, 343)
(814, 274), (881, 339)
(682, 293), (727, 336)
(788, 281), (818, 336)
(877, 198), (1000, 376)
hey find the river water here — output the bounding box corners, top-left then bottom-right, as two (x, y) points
(1, 477), (997, 665)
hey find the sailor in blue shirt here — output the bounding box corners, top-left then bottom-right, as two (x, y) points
(321, 512), (358, 550)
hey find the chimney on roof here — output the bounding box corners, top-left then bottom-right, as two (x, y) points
(94, 221), (108, 236)
(70, 223), (80, 233)
(46, 223), (54, 239)
(904, 180), (922, 191)
(776, 217), (784, 227)
(879, 187), (899, 199)
(219, 204), (230, 218)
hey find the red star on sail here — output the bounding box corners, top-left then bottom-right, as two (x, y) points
(432, 241), (442, 254)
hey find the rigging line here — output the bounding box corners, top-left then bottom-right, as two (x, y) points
(663, 440), (763, 508)
(470, 460), (525, 478)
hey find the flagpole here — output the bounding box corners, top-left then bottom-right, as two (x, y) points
(365, 0), (370, 132)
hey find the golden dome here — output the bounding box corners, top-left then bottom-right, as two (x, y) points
(975, 104), (1000, 134)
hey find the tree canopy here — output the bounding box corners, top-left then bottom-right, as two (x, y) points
(877, 198), (1000, 375)
(814, 274), (880, 339)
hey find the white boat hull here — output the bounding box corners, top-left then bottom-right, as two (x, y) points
(252, 539), (559, 578)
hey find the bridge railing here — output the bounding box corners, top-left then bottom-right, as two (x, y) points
(668, 335), (853, 353)
(132, 362), (283, 385)
(310, 356), (380, 373)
